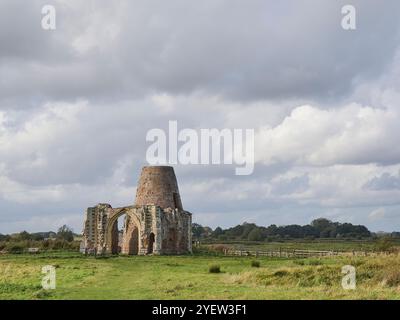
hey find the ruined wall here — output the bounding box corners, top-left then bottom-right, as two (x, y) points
(81, 204), (192, 255)
(160, 208), (192, 254)
(81, 166), (192, 255)
(81, 203), (113, 254)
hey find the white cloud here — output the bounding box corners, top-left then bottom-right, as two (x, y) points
(256, 103), (400, 166)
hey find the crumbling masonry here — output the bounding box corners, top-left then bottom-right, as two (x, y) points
(80, 166), (192, 255)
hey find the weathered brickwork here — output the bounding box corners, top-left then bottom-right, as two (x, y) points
(80, 166), (192, 255)
(135, 166), (183, 210)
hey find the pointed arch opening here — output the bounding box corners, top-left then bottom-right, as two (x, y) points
(107, 210), (140, 255)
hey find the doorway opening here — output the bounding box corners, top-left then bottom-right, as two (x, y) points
(111, 214), (139, 255)
(147, 232), (155, 254)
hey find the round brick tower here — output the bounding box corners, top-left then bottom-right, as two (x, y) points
(134, 166), (183, 210)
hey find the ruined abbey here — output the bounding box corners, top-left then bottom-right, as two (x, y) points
(80, 166), (192, 255)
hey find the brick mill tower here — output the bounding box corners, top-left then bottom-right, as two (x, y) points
(80, 166), (192, 255)
(135, 166), (183, 210)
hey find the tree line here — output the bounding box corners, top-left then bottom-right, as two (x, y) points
(0, 225), (79, 253)
(192, 218), (400, 241)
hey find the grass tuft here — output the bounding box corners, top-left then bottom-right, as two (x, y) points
(209, 264), (221, 273)
(251, 260), (261, 268)
(384, 268), (400, 287)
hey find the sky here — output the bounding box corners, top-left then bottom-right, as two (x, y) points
(0, 0), (400, 234)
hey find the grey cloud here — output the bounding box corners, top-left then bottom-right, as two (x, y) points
(364, 171), (400, 190)
(272, 174), (309, 195)
(1, 0), (400, 107)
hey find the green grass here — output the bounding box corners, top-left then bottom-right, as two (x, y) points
(202, 239), (399, 252)
(0, 252), (399, 300)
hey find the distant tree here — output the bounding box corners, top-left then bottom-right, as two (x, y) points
(203, 227), (213, 237)
(56, 225), (74, 242)
(16, 231), (31, 241)
(218, 234), (228, 241)
(320, 227), (334, 238)
(192, 223), (203, 239)
(31, 232), (46, 241)
(241, 223), (258, 239)
(280, 225), (304, 238)
(192, 223), (213, 239)
(265, 224), (278, 237)
(212, 227), (223, 237)
(301, 225), (319, 238)
(0, 233), (10, 241)
(224, 224), (246, 238)
(247, 228), (263, 241)
(311, 218), (333, 236)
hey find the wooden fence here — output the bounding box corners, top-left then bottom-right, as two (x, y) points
(223, 248), (374, 258)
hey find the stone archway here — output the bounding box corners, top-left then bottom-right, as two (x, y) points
(105, 208), (141, 255)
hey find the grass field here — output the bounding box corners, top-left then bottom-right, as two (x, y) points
(202, 239), (400, 252)
(0, 251), (399, 300)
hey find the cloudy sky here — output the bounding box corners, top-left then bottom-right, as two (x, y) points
(1, 0), (400, 233)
